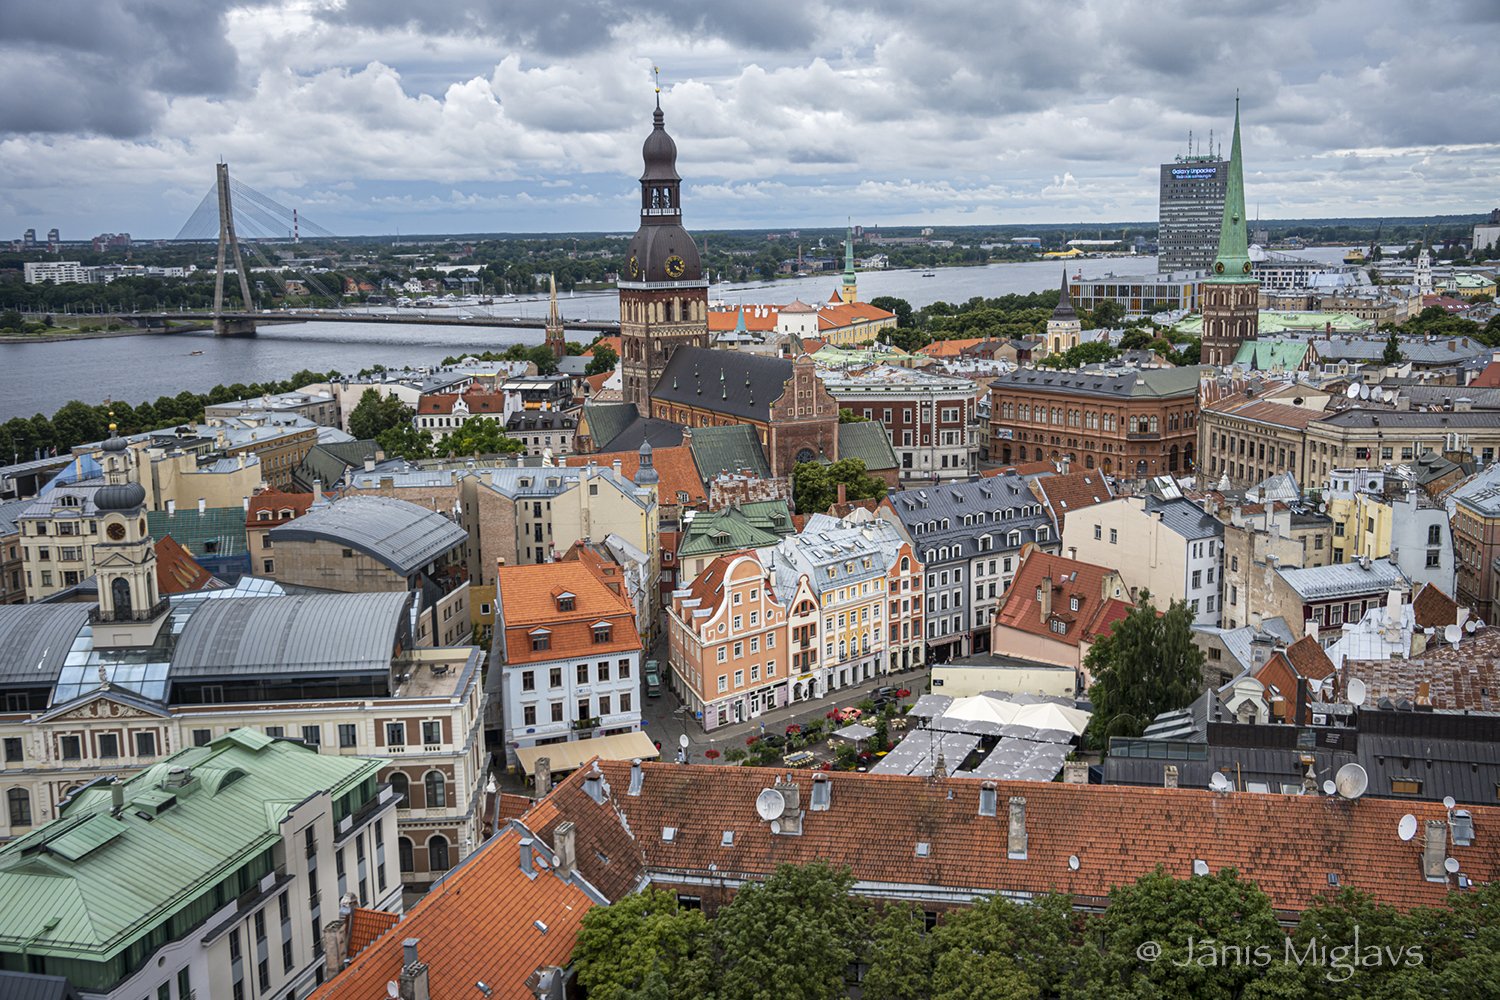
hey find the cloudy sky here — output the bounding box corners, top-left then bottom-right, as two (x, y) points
(1, 0), (1496, 239)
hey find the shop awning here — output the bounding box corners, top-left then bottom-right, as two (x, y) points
(513, 730), (660, 775)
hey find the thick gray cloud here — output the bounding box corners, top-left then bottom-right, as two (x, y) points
(0, 0), (1495, 237)
(0, 1), (243, 138)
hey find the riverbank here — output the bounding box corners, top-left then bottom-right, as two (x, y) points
(0, 323), (213, 344)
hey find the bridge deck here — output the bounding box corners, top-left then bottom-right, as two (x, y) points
(136, 311), (620, 332)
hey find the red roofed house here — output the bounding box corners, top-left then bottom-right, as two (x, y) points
(1253, 634), (1337, 722)
(565, 443), (706, 531)
(495, 560), (648, 771)
(1470, 352), (1500, 389)
(1031, 468), (1116, 532)
(245, 488), (317, 578)
(991, 548), (1132, 683)
(415, 387), (515, 439)
(817, 299), (898, 346)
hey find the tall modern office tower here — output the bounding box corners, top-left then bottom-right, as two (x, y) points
(1157, 143), (1228, 274)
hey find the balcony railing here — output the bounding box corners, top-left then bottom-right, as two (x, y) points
(1126, 430), (1161, 441)
(89, 598), (171, 624)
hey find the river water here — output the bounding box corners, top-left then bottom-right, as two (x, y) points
(0, 247), (1357, 420)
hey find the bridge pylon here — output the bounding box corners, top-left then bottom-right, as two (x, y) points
(213, 162), (257, 336)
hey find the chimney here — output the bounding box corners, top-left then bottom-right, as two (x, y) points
(518, 837), (537, 876)
(1386, 587), (1402, 625)
(1422, 821), (1449, 880)
(612, 459), (623, 477)
(836, 482), (847, 506)
(1039, 575), (1053, 624)
(197, 497), (206, 514)
(1063, 761), (1088, 785)
(1007, 797), (1027, 859)
(1163, 764), (1179, 788)
(552, 821), (576, 877)
(534, 756), (551, 797)
(399, 939), (430, 1000)
(166, 498), (176, 514)
(582, 769), (606, 804)
(628, 758), (643, 796)
(1249, 610), (1263, 631)
(1295, 676), (1309, 727)
(1304, 620), (1319, 643)
(322, 917), (349, 978)
(1067, 546), (1077, 560)
(364, 457), (376, 472)
(110, 779), (125, 814)
(242, 495), (250, 512)
(313, 479), (324, 505)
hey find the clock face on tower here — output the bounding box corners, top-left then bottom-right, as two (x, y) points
(665, 255), (686, 279)
(107, 523), (126, 541)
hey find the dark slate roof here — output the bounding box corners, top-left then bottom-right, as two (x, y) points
(146, 507), (249, 559)
(0, 602), (91, 688)
(991, 366), (1201, 399)
(505, 411), (577, 432)
(581, 402), (640, 450)
(1145, 496), (1223, 541)
(266, 496), (467, 575)
(837, 421), (899, 472)
(0, 972), (82, 1000)
(886, 473), (1054, 564)
(1313, 409), (1500, 430)
(651, 346), (792, 423)
(170, 592), (411, 678)
(686, 425), (770, 483)
(595, 415), (684, 453)
(293, 440), (381, 491)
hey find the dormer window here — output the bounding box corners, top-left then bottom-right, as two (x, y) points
(529, 628), (551, 652)
(257, 511), (272, 521)
(555, 592), (575, 612)
(1070, 596), (1081, 612)
(279, 509), (293, 519)
(592, 622), (613, 644)
(1050, 619), (1068, 635)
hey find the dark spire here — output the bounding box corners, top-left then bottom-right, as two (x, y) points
(1051, 267), (1077, 321)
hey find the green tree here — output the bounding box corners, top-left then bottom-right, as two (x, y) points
(1382, 330), (1402, 365)
(1037, 340), (1118, 369)
(347, 389), (412, 441)
(1083, 867), (1286, 1000)
(439, 416), (524, 458)
(792, 458), (887, 514)
(0, 309), (22, 331)
(1090, 299), (1127, 328)
(1118, 327), (1155, 351)
(837, 408), (868, 423)
(863, 903), (932, 1000)
(714, 862), (863, 1000)
(585, 343), (619, 376)
(572, 888), (713, 1000)
(50, 401), (107, 447)
(870, 295), (914, 328)
(1085, 595), (1203, 747)
(375, 423), (432, 461)
(931, 893), (1077, 999)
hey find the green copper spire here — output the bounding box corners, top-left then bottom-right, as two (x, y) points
(1210, 97), (1254, 282)
(841, 221), (857, 302)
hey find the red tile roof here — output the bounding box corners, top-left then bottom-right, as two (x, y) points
(709, 306), (780, 333)
(154, 535), (215, 594)
(246, 489), (314, 528)
(818, 301), (896, 331)
(1032, 471), (1114, 529)
(345, 907), (398, 958)
(542, 760), (1499, 915)
(1345, 627), (1500, 710)
(313, 827), (595, 1000)
(586, 335), (622, 358)
(918, 337), (986, 358)
(1411, 583), (1461, 630)
(496, 560), (641, 666)
(1255, 638), (1335, 721)
(417, 388), (509, 415)
(1284, 634), (1335, 681)
(993, 548), (1131, 648)
(563, 445), (706, 505)
(1470, 360), (1500, 388)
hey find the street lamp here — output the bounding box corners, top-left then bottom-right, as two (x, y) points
(485, 774), (499, 840)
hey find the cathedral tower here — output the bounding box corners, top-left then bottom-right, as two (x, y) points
(1200, 99), (1260, 367)
(92, 426), (168, 648)
(545, 272), (566, 358)
(1045, 267), (1081, 356)
(838, 223), (857, 304)
(618, 89), (710, 416)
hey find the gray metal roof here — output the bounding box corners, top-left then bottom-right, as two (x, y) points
(0, 972), (82, 1000)
(1314, 408), (1500, 430)
(0, 603), (91, 688)
(1145, 496), (1223, 541)
(991, 365), (1201, 399)
(886, 473), (1054, 564)
(170, 592), (411, 678)
(836, 421), (899, 472)
(267, 495), (467, 575)
(652, 346), (793, 423)
(1276, 558), (1409, 601)
(0, 497), (29, 536)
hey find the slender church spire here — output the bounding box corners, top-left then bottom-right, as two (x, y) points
(544, 272), (566, 358)
(1211, 96), (1253, 281)
(839, 220), (857, 303)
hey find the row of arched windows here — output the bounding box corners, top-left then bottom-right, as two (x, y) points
(398, 835), (450, 874)
(388, 770), (448, 810)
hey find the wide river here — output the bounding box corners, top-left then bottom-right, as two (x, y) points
(0, 247), (1358, 420)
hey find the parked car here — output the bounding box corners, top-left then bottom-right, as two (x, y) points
(644, 660), (662, 698)
(872, 686), (898, 701)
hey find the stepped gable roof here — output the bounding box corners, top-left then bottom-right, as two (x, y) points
(538, 759), (1498, 915)
(266, 495), (466, 575)
(652, 346), (793, 424)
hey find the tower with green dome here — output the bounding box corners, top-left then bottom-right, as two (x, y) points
(1201, 98), (1260, 367)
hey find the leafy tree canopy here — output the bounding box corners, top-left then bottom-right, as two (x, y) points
(347, 389), (412, 441)
(437, 416), (525, 459)
(792, 458), (887, 514)
(585, 343), (618, 377)
(1085, 595), (1204, 748)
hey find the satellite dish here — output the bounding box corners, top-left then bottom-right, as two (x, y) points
(1322, 780), (1337, 795)
(1068, 854), (1080, 871)
(1444, 624), (1462, 644)
(1346, 383), (1361, 399)
(1359, 383), (1370, 400)
(387, 983), (400, 999)
(1347, 678), (1367, 707)
(1443, 796), (1457, 810)
(755, 788), (787, 821)
(1193, 860), (1211, 876)
(1335, 763), (1369, 799)
(1209, 772), (1231, 793)
(678, 734), (690, 749)
(1445, 857), (1460, 874)
(1466, 620), (1477, 633)
(1371, 387), (1384, 402)
(1318, 502), (1327, 513)
(770, 820), (781, 835)
(1398, 814), (1418, 841)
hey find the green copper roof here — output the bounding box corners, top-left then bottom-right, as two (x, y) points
(837, 421), (899, 472)
(1210, 99), (1254, 283)
(145, 507), (249, 559)
(843, 224), (856, 291)
(0, 730), (383, 970)
(1232, 339), (1312, 370)
(679, 502), (794, 558)
(1173, 311), (1373, 336)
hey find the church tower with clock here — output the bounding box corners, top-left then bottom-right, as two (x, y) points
(619, 92), (710, 417)
(91, 425), (169, 649)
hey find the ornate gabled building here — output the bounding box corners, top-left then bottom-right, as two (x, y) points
(619, 96), (711, 416)
(1200, 100), (1260, 367)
